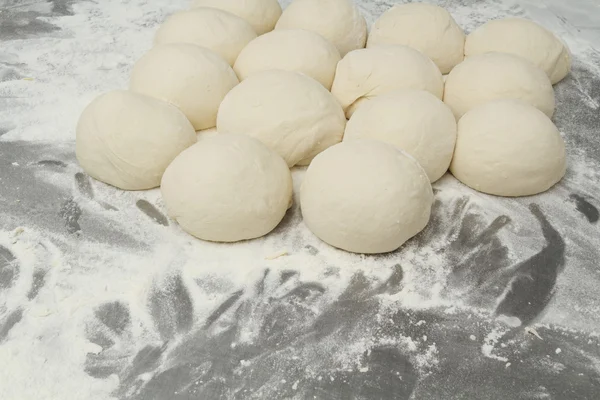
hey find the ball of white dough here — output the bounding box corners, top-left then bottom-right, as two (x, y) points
(331, 45), (444, 119)
(130, 44), (239, 130)
(234, 29), (341, 89)
(217, 70), (346, 167)
(191, 0), (281, 35)
(76, 90), (196, 190)
(450, 99), (566, 197)
(301, 140), (433, 254)
(196, 127), (219, 142)
(154, 8), (257, 66)
(275, 0), (367, 57)
(344, 90), (457, 182)
(161, 134), (293, 242)
(367, 3), (465, 74)
(465, 18), (571, 84)
(443, 52), (555, 120)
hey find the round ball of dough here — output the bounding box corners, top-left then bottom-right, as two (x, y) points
(191, 0), (281, 35)
(465, 18), (571, 84)
(76, 90), (196, 190)
(217, 70), (346, 167)
(234, 29), (341, 89)
(275, 0), (367, 57)
(301, 140), (433, 254)
(331, 45), (444, 119)
(161, 134), (293, 242)
(367, 3), (465, 74)
(196, 127), (219, 142)
(450, 99), (566, 197)
(130, 44), (239, 130)
(154, 8), (257, 66)
(443, 52), (555, 120)
(344, 90), (456, 182)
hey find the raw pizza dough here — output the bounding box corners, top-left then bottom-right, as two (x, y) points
(161, 134), (293, 242)
(76, 90), (196, 190)
(450, 99), (566, 197)
(344, 89), (457, 182)
(367, 3), (465, 74)
(234, 29), (341, 89)
(465, 18), (571, 84)
(301, 139), (433, 254)
(217, 70), (346, 167)
(331, 45), (444, 118)
(275, 0), (367, 57)
(190, 0), (282, 35)
(130, 43), (239, 130)
(154, 8), (257, 66)
(443, 52), (555, 119)
(196, 127), (219, 142)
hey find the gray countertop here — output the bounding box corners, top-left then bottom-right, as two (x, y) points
(1, 1), (600, 399)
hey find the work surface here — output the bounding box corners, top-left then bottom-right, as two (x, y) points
(1, 0), (600, 399)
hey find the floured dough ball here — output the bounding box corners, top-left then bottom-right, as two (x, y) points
(234, 29), (341, 89)
(367, 3), (465, 74)
(450, 99), (566, 197)
(154, 8), (257, 66)
(331, 45), (444, 118)
(217, 70), (346, 167)
(130, 44), (239, 130)
(344, 90), (456, 182)
(275, 0), (367, 57)
(443, 52), (555, 120)
(161, 134), (292, 242)
(465, 18), (571, 84)
(191, 0), (282, 35)
(76, 90), (196, 190)
(301, 140), (433, 254)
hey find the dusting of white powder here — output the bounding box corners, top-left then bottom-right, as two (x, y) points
(1, 0), (600, 399)
(482, 327), (510, 363)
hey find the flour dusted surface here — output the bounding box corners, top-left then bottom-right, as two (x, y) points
(1, 0), (600, 399)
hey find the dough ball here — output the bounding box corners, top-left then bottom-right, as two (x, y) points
(367, 3), (465, 74)
(76, 90), (196, 190)
(217, 70), (346, 167)
(275, 0), (367, 57)
(331, 45), (444, 119)
(234, 29), (341, 89)
(344, 89), (456, 182)
(130, 44), (239, 130)
(450, 99), (566, 197)
(190, 0), (282, 35)
(465, 18), (571, 84)
(196, 127), (219, 142)
(301, 139), (433, 254)
(161, 134), (292, 242)
(154, 8), (257, 66)
(443, 52), (555, 120)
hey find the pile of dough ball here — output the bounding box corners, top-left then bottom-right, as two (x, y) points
(76, 0), (571, 254)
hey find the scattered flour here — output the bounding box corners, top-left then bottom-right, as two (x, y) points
(1, 0), (600, 399)
(482, 327), (510, 363)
